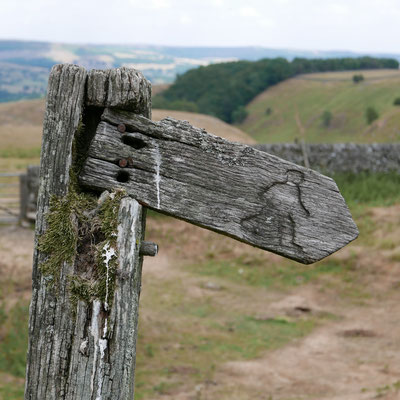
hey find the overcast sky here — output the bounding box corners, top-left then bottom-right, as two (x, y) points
(2, 0), (400, 53)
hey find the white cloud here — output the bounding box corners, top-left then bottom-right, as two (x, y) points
(328, 2), (350, 15)
(128, 0), (171, 9)
(209, 0), (225, 7)
(151, 0), (171, 9)
(238, 6), (260, 18)
(179, 14), (192, 25)
(258, 17), (276, 28)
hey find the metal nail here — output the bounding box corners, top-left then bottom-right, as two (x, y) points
(117, 124), (126, 133)
(118, 159), (128, 168)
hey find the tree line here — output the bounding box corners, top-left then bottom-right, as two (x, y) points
(153, 56), (399, 123)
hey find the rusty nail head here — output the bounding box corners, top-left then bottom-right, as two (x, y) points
(117, 124), (126, 133)
(118, 158), (128, 168)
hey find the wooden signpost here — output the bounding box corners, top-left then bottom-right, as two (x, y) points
(25, 64), (358, 400)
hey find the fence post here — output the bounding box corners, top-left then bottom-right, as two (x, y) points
(19, 173), (28, 223)
(25, 64), (152, 399)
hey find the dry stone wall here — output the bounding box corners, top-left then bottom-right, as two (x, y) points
(254, 143), (400, 174)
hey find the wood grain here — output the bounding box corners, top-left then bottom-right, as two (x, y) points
(81, 109), (359, 264)
(86, 67), (152, 118)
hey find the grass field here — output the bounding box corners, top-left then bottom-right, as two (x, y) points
(240, 69), (400, 143)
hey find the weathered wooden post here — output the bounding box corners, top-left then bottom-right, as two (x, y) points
(25, 64), (152, 399)
(26, 63), (358, 399)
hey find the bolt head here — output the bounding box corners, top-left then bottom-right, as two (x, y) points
(117, 124), (126, 133)
(118, 159), (128, 168)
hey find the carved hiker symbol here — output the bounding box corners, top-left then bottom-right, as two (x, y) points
(241, 170), (310, 255)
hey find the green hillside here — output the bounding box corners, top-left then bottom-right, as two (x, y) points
(154, 57), (399, 123)
(239, 69), (400, 143)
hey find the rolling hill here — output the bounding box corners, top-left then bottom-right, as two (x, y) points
(239, 69), (400, 143)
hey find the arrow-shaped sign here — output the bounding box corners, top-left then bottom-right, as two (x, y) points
(80, 108), (358, 264)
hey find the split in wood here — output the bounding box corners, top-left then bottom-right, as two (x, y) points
(140, 241), (158, 257)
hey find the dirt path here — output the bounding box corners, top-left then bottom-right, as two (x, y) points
(214, 295), (400, 400)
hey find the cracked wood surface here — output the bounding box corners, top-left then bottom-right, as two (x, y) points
(25, 64), (151, 400)
(80, 109), (359, 264)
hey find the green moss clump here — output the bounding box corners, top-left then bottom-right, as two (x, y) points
(38, 190), (96, 286)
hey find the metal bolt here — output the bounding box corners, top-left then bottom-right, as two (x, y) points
(140, 241), (159, 257)
(117, 123), (126, 133)
(118, 159), (128, 168)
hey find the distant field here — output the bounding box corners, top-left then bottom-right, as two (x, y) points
(240, 69), (400, 143)
(0, 99), (44, 171)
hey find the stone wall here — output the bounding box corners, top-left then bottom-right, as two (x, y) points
(254, 143), (400, 174)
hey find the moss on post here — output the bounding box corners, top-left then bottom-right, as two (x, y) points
(38, 188), (126, 310)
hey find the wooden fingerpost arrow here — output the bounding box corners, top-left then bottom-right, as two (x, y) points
(80, 108), (358, 264)
(26, 64), (358, 400)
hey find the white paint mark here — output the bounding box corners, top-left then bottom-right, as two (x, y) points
(103, 318), (108, 339)
(79, 339), (88, 355)
(154, 143), (162, 209)
(102, 242), (116, 311)
(90, 300), (101, 395)
(99, 339), (108, 359)
(91, 298), (109, 400)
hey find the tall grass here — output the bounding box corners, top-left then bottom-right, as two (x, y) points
(0, 147), (41, 159)
(0, 302), (29, 378)
(332, 172), (400, 207)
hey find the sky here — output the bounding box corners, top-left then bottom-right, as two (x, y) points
(1, 0), (400, 53)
